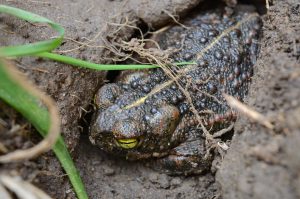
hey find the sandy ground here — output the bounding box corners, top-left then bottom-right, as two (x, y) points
(0, 0), (299, 198)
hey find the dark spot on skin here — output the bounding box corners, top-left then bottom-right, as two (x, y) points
(228, 19), (235, 26)
(188, 118), (196, 126)
(200, 37), (207, 44)
(234, 66), (241, 77)
(201, 73), (209, 81)
(223, 36), (230, 43)
(241, 73), (247, 81)
(214, 67), (220, 75)
(207, 83), (218, 94)
(171, 85), (177, 90)
(180, 78), (187, 84)
(196, 101), (205, 109)
(184, 53), (193, 60)
(246, 71), (252, 79)
(151, 107), (158, 114)
(232, 28), (242, 37)
(249, 30), (258, 38)
(187, 33), (194, 39)
(122, 84), (129, 90)
(214, 50), (223, 60)
(177, 94), (184, 101)
(171, 96), (178, 104)
(143, 85), (151, 93)
(249, 67), (254, 77)
(238, 78), (243, 86)
(208, 29), (218, 37)
(245, 37), (252, 45)
(223, 55), (229, 61)
(144, 115), (150, 121)
(214, 114), (221, 122)
(197, 60), (208, 68)
(232, 79), (239, 89)
(217, 74), (223, 82)
(131, 81), (138, 89)
(154, 76), (161, 82)
(235, 54), (242, 65)
(253, 23), (261, 31)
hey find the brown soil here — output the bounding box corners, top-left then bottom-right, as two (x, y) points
(0, 0), (299, 198)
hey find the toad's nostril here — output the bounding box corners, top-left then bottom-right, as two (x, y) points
(112, 119), (143, 139)
(116, 138), (138, 149)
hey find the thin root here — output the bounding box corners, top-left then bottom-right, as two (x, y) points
(162, 9), (190, 29)
(212, 123), (235, 138)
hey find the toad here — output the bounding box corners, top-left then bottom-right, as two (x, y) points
(89, 5), (261, 175)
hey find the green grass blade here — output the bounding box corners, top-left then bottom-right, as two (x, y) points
(37, 52), (158, 70)
(37, 52), (196, 70)
(174, 61), (197, 66)
(0, 4), (64, 57)
(0, 59), (88, 199)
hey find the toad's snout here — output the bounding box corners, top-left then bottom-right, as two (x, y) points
(112, 119), (143, 149)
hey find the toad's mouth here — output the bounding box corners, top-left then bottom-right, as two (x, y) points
(116, 138), (138, 149)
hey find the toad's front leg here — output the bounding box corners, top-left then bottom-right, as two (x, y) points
(151, 127), (213, 175)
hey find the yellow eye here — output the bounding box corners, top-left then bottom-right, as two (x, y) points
(116, 138), (138, 149)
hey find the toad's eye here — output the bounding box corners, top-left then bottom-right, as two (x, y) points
(147, 105), (180, 136)
(116, 138), (138, 149)
(94, 83), (120, 109)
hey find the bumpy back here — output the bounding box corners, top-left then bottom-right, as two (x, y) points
(155, 6), (261, 128)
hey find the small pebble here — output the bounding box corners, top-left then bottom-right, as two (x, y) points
(103, 165), (115, 176)
(157, 174), (170, 189)
(170, 177), (182, 188)
(149, 173), (170, 189)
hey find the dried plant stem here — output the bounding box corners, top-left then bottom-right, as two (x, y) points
(0, 174), (52, 199)
(266, 0), (270, 9)
(223, 94), (274, 129)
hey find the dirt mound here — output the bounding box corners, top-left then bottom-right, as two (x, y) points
(217, 1), (300, 198)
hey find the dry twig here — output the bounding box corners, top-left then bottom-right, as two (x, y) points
(0, 174), (52, 199)
(223, 94), (274, 129)
(0, 182), (11, 199)
(266, 0), (270, 9)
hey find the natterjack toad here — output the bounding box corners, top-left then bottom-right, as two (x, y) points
(90, 5), (261, 175)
